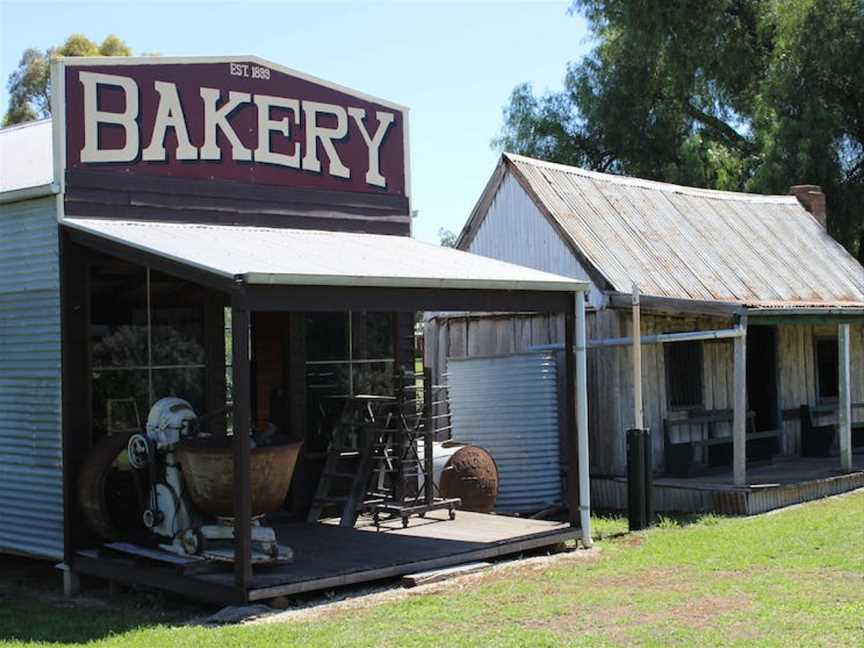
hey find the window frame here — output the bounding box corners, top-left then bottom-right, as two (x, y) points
(664, 340), (705, 411)
(304, 310), (396, 398)
(90, 265), (209, 434)
(814, 335), (839, 404)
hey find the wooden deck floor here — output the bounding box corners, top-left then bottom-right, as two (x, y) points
(592, 454), (864, 515)
(655, 455), (864, 490)
(74, 511), (578, 604)
(199, 511), (578, 601)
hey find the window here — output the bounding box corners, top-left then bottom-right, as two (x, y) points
(815, 337), (839, 401)
(665, 341), (704, 409)
(90, 262), (207, 436)
(305, 311), (395, 397)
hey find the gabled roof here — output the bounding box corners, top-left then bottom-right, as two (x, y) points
(459, 153), (864, 308)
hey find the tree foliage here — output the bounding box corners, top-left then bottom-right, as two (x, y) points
(3, 34), (132, 126)
(496, 0), (864, 260)
(438, 227), (459, 247)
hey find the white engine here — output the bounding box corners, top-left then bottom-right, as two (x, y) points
(127, 397), (290, 562)
(128, 398), (197, 543)
(146, 397), (197, 450)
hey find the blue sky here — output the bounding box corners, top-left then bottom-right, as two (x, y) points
(0, 1), (591, 242)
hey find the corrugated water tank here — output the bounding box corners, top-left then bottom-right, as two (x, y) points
(446, 352), (561, 513)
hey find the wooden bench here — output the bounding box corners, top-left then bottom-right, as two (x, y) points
(663, 409), (779, 477)
(800, 402), (864, 457)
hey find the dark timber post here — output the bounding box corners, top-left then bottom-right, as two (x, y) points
(564, 296), (580, 527)
(423, 367), (434, 505)
(231, 290), (253, 594)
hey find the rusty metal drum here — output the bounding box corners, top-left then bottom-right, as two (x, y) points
(176, 438), (302, 518)
(430, 442), (499, 514)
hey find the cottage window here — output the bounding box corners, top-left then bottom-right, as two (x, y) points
(815, 337), (839, 401)
(665, 341), (704, 409)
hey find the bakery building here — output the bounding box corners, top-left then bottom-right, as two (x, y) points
(0, 56), (592, 604)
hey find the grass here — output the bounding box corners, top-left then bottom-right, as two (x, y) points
(1, 492), (862, 647)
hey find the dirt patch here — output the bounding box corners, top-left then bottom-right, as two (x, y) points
(514, 565), (756, 643)
(587, 567), (697, 593)
(253, 547), (601, 626)
(524, 588), (752, 643)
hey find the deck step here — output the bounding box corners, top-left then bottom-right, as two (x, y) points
(401, 562), (492, 588)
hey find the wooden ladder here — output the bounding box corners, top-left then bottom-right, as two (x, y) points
(307, 442), (378, 527)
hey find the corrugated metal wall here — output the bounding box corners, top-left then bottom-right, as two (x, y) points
(447, 352), (562, 513)
(0, 196), (63, 559)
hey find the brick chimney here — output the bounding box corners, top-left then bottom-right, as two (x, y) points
(789, 184), (827, 228)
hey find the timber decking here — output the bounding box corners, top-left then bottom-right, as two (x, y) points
(592, 454), (864, 515)
(206, 511), (577, 600)
(73, 511), (578, 604)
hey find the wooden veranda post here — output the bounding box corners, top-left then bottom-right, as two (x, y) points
(231, 294), (253, 593)
(564, 301), (578, 526)
(733, 314), (748, 487)
(574, 291), (592, 547)
(632, 284), (643, 430)
(838, 324), (852, 472)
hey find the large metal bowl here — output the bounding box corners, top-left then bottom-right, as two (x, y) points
(176, 438), (302, 518)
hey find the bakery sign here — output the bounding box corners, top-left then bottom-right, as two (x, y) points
(53, 57), (408, 197)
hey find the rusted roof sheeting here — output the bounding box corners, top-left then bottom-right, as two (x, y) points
(506, 154), (864, 306)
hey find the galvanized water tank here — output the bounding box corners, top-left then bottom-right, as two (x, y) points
(447, 352), (561, 513)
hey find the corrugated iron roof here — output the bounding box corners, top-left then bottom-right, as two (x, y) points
(62, 218), (588, 292)
(466, 153), (864, 308)
(0, 119), (54, 195)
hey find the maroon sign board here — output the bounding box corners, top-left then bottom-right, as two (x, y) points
(52, 56), (411, 233)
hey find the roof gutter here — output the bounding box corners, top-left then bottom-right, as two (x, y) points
(242, 272), (590, 293)
(531, 319), (747, 352)
(607, 291), (745, 317)
(0, 182), (59, 205)
(747, 307), (864, 317)
(747, 307), (864, 325)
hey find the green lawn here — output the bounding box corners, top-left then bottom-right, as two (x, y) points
(2, 492), (862, 647)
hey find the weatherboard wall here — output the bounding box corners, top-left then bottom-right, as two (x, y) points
(0, 195), (64, 559)
(426, 311), (862, 478)
(463, 172), (603, 308)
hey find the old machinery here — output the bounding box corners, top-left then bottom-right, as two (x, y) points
(79, 396), (300, 564)
(126, 397), (298, 563)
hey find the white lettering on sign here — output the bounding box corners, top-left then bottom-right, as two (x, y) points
(199, 88), (253, 161)
(253, 94), (300, 168)
(229, 63), (270, 80)
(142, 81), (198, 161)
(348, 108), (395, 188)
(302, 102), (350, 179)
(80, 71), (140, 163)
(76, 69), (397, 188)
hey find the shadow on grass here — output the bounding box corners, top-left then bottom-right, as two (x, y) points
(0, 555), (208, 646)
(590, 510), (729, 541)
(0, 599), (178, 645)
